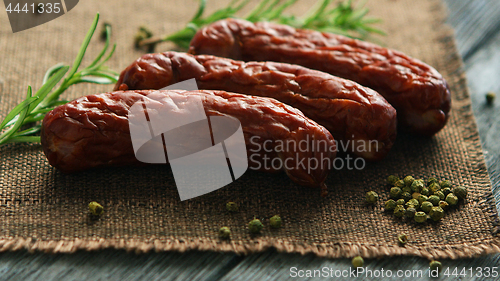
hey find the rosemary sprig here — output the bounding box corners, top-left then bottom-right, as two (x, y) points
(138, 0), (384, 50)
(0, 13), (118, 146)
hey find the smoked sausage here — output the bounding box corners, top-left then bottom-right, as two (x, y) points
(188, 18), (451, 136)
(114, 52), (397, 161)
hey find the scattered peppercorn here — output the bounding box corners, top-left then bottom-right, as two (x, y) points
(439, 200), (449, 210)
(219, 226), (231, 239)
(421, 201), (433, 213)
(430, 260), (442, 271)
(427, 177), (438, 186)
(420, 187), (429, 196)
(411, 180), (425, 193)
(402, 186), (412, 194)
(396, 199), (405, 205)
(366, 191), (379, 204)
(226, 202), (239, 212)
(486, 92), (496, 105)
(352, 256), (364, 268)
(407, 199), (419, 208)
(435, 191), (445, 200)
(390, 187), (402, 199)
(395, 180), (405, 188)
(414, 211), (427, 223)
(446, 193), (458, 206)
(429, 182), (441, 194)
(412, 192), (421, 200)
(405, 207), (417, 218)
(384, 199), (397, 211)
(429, 206), (445, 221)
(398, 233), (408, 245)
(269, 215), (282, 229)
(387, 175), (400, 185)
(440, 180), (452, 189)
(442, 187), (452, 196)
(249, 218), (264, 234)
(394, 205), (405, 217)
(417, 195), (428, 205)
(403, 176), (415, 187)
(428, 195), (440, 206)
(453, 186), (467, 200)
(88, 201), (104, 216)
(402, 192), (412, 202)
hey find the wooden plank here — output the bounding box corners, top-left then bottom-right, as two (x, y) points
(443, 0), (500, 60)
(1, 1), (500, 280)
(0, 250), (242, 280)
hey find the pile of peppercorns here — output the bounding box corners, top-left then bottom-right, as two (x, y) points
(366, 175), (467, 223)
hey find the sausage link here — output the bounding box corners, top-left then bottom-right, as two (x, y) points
(188, 18), (451, 136)
(41, 90), (336, 195)
(114, 52), (397, 161)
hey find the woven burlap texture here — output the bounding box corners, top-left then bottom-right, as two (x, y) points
(0, 0), (499, 259)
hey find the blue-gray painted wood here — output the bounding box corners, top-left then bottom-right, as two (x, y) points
(1, 0), (499, 280)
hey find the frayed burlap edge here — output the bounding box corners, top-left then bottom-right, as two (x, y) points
(1, 0), (499, 259)
(1, 236), (500, 260)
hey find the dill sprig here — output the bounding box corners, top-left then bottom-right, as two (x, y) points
(138, 0), (384, 50)
(0, 13), (118, 146)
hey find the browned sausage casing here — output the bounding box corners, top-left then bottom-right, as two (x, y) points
(188, 18), (451, 136)
(41, 90), (336, 194)
(114, 52), (397, 161)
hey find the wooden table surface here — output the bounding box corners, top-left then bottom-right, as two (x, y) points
(1, 0), (500, 280)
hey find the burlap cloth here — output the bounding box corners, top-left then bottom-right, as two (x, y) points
(0, 0), (499, 259)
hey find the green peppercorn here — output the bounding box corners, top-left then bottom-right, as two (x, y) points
(402, 186), (412, 194)
(414, 211), (427, 223)
(411, 180), (425, 193)
(403, 176), (415, 187)
(439, 200), (449, 210)
(417, 195), (428, 205)
(427, 177), (438, 186)
(88, 201), (104, 216)
(434, 191), (445, 200)
(421, 201), (433, 213)
(396, 199), (405, 205)
(430, 260), (442, 271)
(387, 175), (400, 185)
(442, 187), (452, 196)
(269, 215), (282, 228)
(394, 205), (405, 217)
(365, 191), (379, 204)
(429, 206), (445, 221)
(428, 195), (440, 206)
(412, 192), (421, 200)
(440, 180), (452, 189)
(405, 207), (417, 218)
(486, 92), (496, 105)
(219, 226), (231, 239)
(429, 182), (441, 194)
(407, 199), (419, 208)
(395, 180), (405, 188)
(249, 218), (264, 234)
(446, 193), (458, 206)
(226, 202), (239, 212)
(352, 256), (364, 268)
(420, 187), (429, 196)
(453, 186), (467, 200)
(398, 233), (408, 245)
(401, 192), (411, 202)
(384, 199), (397, 211)
(390, 187), (402, 199)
